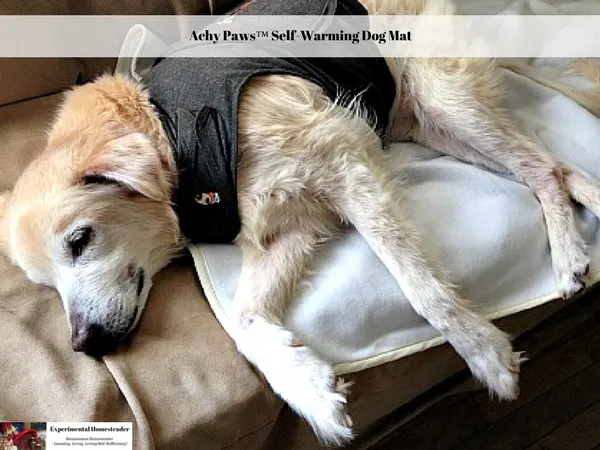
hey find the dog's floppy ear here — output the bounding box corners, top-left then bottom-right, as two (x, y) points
(0, 191), (11, 256)
(80, 133), (170, 202)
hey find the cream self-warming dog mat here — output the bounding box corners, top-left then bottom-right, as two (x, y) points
(188, 67), (600, 375)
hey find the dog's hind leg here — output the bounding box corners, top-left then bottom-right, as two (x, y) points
(231, 72), (519, 444)
(401, 58), (590, 298)
(283, 89), (523, 399)
(563, 168), (600, 219)
(322, 142), (523, 400)
(406, 106), (600, 225)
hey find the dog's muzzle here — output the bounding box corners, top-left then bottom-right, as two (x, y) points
(71, 307), (139, 356)
(71, 322), (121, 356)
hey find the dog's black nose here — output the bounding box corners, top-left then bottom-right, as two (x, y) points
(71, 323), (118, 356)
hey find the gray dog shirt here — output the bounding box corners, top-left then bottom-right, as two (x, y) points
(144, 0), (396, 244)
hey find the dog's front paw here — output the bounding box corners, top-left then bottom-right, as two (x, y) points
(236, 317), (353, 446)
(290, 372), (353, 447)
(479, 349), (525, 401)
(266, 345), (353, 446)
(459, 323), (525, 401)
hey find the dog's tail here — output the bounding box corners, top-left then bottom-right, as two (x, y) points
(501, 59), (600, 118)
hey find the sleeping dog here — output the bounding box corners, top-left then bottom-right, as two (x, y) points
(2, 0), (600, 444)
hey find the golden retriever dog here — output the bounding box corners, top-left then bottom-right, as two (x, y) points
(2, 0), (600, 445)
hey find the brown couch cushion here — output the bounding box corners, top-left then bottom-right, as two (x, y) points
(0, 59), (83, 107)
(0, 95), (61, 189)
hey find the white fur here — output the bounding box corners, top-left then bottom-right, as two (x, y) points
(235, 316), (353, 446)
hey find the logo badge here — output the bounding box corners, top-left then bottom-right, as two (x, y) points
(195, 192), (221, 206)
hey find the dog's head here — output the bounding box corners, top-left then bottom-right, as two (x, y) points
(0, 77), (180, 356)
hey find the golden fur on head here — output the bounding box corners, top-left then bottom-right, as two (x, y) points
(0, 76), (180, 352)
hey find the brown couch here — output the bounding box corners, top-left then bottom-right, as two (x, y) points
(0, 1), (572, 448)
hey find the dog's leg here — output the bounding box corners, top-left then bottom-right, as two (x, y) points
(231, 228), (353, 446)
(403, 59), (590, 298)
(416, 119), (600, 226)
(292, 92), (524, 399)
(322, 145), (522, 400)
(562, 167), (600, 222)
(231, 73), (518, 443)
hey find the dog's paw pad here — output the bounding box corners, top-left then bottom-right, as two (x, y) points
(553, 240), (590, 299)
(558, 271), (587, 299)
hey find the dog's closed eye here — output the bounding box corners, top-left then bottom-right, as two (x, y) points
(81, 172), (139, 197)
(67, 226), (94, 260)
(82, 173), (119, 187)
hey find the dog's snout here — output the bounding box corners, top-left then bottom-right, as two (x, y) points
(71, 322), (118, 356)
